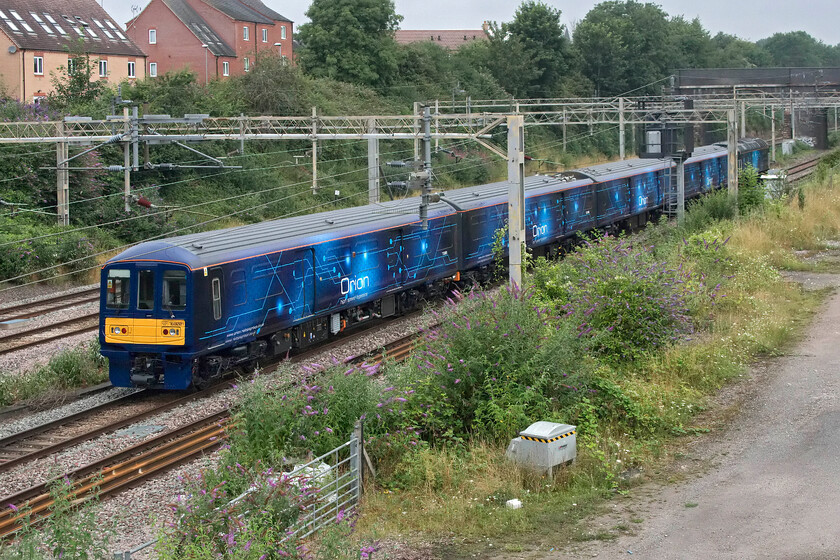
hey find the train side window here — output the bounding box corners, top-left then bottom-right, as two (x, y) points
(212, 278), (222, 320)
(162, 270), (187, 310)
(106, 269), (130, 310)
(137, 270), (154, 310)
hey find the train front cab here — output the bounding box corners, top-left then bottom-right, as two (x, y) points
(99, 262), (194, 390)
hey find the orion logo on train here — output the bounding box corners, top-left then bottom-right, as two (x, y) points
(340, 275), (371, 295)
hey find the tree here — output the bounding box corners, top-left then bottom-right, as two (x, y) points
(707, 33), (772, 68)
(573, 1), (672, 96)
(504, 1), (574, 97)
(48, 38), (109, 113)
(296, 0), (402, 89)
(667, 16), (713, 70)
(758, 31), (838, 67)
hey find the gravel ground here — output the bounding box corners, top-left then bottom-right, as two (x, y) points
(0, 281), (99, 375)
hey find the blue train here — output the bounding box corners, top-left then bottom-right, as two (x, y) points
(100, 139), (769, 389)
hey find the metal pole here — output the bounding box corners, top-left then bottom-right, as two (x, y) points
(413, 101), (420, 161)
(352, 420), (364, 502)
(771, 112), (776, 163)
(740, 101), (746, 137)
(676, 158), (685, 225)
(727, 109), (738, 202)
(56, 122), (69, 226)
(311, 107), (318, 194)
(124, 108), (131, 212)
(239, 113), (245, 155)
(790, 90), (796, 139)
(619, 97), (626, 160)
(434, 99), (440, 152)
(131, 107), (139, 171)
(562, 108), (567, 151)
(420, 106), (432, 229)
(507, 115), (525, 287)
(367, 118), (379, 204)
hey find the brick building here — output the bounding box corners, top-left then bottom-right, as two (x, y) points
(395, 24), (489, 50)
(0, 0), (146, 102)
(126, 0), (292, 83)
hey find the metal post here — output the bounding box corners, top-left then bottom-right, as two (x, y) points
(771, 112), (776, 163)
(56, 122), (69, 226)
(124, 108), (131, 212)
(413, 101), (421, 161)
(727, 109), (738, 201)
(790, 90), (796, 139)
(676, 158), (685, 225)
(239, 113), (246, 155)
(619, 97), (626, 160)
(420, 106), (432, 229)
(311, 107), (318, 194)
(367, 118), (379, 204)
(352, 420), (364, 502)
(562, 108), (567, 151)
(131, 107), (139, 171)
(740, 101), (746, 137)
(507, 115), (525, 287)
(434, 99), (440, 152)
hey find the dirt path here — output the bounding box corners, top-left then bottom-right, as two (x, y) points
(536, 271), (840, 559)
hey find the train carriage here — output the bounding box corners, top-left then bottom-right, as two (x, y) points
(100, 138), (770, 389)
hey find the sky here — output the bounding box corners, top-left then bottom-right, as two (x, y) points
(103, 0), (840, 46)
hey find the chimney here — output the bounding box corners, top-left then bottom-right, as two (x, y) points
(482, 21), (490, 34)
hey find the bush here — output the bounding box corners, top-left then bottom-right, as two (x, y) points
(534, 235), (696, 363)
(738, 164), (764, 214)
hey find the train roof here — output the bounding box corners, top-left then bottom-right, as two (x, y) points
(107, 140), (763, 270)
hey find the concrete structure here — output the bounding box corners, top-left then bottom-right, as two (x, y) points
(395, 23), (488, 50)
(0, 0), (146, 102)
(671, 67), (840, 98)
(126, 0), (292, 83)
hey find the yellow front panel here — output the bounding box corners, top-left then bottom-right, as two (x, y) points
(105, 318), (186, 346)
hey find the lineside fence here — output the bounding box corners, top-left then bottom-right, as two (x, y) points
(113, 422), (365, 560)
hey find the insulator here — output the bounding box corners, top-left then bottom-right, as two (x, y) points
(136, 196), (153, 208)
(107, 165), (125, 172)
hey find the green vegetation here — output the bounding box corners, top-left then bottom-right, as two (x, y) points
(0, 477), (112, 560)
(0, 341), (107, 407)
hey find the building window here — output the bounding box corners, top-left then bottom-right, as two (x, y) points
(281, 26), (286, 40)
(33, 56), (43, 75)
(98, 59), (107, 77)
(222, 61), (229, 76)
(262, 28), (267, 43)
(244, 57), (249, 72)
(149, 62), (157, 77)
(148, 28), (156, 44)
(128, 61), (135, 78)
(243, 26), (249, 41)
(67, 57), (77, 75)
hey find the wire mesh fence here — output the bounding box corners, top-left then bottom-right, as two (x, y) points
(113, 422), (364, 560)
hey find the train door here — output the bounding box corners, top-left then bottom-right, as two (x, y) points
(292, 249), (315, 321)
(387, 229), (405, 288)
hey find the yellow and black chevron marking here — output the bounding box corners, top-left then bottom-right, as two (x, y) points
(521, 430), (576, 444)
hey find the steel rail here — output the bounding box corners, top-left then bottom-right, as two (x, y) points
(0, 313), (98, 356)
(0, 288), (99, 323)
(0, 411), (229, 537)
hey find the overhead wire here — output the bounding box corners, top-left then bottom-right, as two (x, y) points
(0, 121), (623, 290)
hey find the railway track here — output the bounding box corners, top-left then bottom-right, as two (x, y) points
(785, 155), (822, 182)
(0, 287), (98, 324)
(0, 411), (229, 538)
(0, 385), (228, 474)
(0, 318), (428, 537)
(0, 312), (99, 357)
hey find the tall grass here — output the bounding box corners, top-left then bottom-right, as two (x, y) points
(0, 340), (107, 407)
